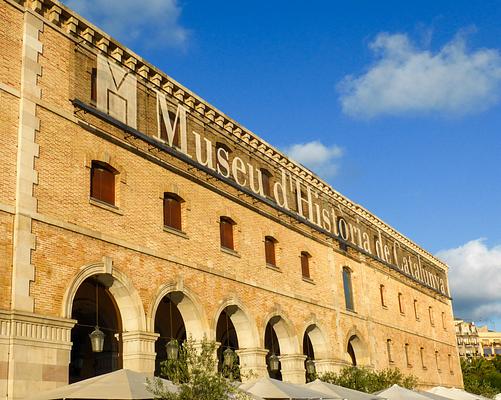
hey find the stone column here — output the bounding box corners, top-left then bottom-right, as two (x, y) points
(1, 311), (75, 400)
(121, 331), (159, 374)
(314, 358), (344, 376)
(236, 348), (269, 381)
(280, 354), (307, 384)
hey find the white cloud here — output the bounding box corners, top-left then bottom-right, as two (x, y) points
(65, 0), (189, 49)
(436, 239), (501, 321)
(285, 141), (343, 179)
(339, 32), (501, 118)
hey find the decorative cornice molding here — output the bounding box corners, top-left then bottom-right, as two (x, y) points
(11, 0), (447, 272)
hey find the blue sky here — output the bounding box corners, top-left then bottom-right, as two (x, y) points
(65, 0), (501, 330)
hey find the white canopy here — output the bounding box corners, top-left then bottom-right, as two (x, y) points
(427, 387), (491, 400)
(306, 379), (386, 400)
(23, 369), (177, 400)
(376, 384), (449, 400)
(239, 377), (336, 399)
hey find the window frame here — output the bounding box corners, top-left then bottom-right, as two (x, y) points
(220, 216), (235, 251)
(342, 267), (355, 312)
(398, 292), (405, 314)
(163, 193), (183, 232)
(90, 161), (117, 206)
(380, 284), (386, 308)
(300, 251), (311, 279)
(264, 236), (277, 267)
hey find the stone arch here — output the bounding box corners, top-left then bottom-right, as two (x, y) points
(263, 312), (300, 355)
(344, 328), (370, 366)
(301, 322), (330, 360)
(213, 298), (259, 349)
(149, 282), (208, 340)
(62, 258), (146, 332)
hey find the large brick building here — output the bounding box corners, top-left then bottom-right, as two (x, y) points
(0, 0), (463, 398)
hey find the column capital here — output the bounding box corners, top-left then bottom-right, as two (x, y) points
(236, 347), (269, 381)
(280, 354), (307, 384)
(121, 330), (159, 374)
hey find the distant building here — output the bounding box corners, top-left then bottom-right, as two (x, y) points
(478, 326), (501, 358)
(455, 319), (482, 358)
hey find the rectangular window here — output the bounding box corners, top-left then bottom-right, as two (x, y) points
(90, 161), (116, 206)
(448, 354), (453, 373)
(265, 237), (276, 266)
(343, 267), (354, 311)
(435, 351), (441, 371)
(414, 299), (419, 320)
(387, 339), (393, 363)
(429, 307), (435, 326)
(220, 217), (234, 250)
(442, 312), (447, 330)
(405, 343), (411, 367)
(420, 347), (426, 369)
(163, 194), (182, 231)
(398, 293), (404, 314)
(380, 285), (386, 307)
(301, 252), (310, 279)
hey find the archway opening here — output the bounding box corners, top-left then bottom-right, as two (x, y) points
(265, 319), (282, 380)
(154, 293), (187, 376)
(216, 308), (239, 378)
(303, 331), (315, 382)
(347, 335), (358, 366)
(69, 275), (122, 383)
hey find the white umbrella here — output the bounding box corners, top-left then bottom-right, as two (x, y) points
(240, 376), (335, 399)
(23, 369), (177, 400)
(427, 387), (491, 400)
(376, 384), (449, 400)
(306, 379), (385, 400)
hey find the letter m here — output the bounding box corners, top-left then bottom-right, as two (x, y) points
(96, 54), (137, 128)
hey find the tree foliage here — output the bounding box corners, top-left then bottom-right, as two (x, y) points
(319, 366), (418, 393)
(461, 356), (501, 399)
(149, 338), (253, 400)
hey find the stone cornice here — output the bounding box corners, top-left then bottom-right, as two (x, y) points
(9, 0), (448, 272)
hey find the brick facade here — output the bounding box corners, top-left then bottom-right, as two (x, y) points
(0, 0), (463, 398)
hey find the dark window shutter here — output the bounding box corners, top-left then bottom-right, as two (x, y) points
(220, 218), (234, 250)
(91, 163), (115, 205)
(301, 252), (310, 278)
(265, 237), (276, 266)
(164, 196), (182, 230)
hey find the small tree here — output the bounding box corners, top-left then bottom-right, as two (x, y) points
(319, 366), (418, 393)
(461, 357), (501, 399)
(149, 337), (253, 400)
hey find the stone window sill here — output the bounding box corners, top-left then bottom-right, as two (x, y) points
(302, 276), (315, 284)
(89, 197), (123, 215)
(221, 246), (241, 258)
(266, 263), (281, 272)
(163, 225), (189, 239)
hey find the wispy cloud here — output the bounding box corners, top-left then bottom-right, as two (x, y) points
(436, 239), (501, 322)
(338, 32), (501, 118)
(65, 0), (189, 50)
(285, 141), (343, 179)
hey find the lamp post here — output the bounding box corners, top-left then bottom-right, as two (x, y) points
(223, 310), (236, 372)
(305, 334), (316, 378)
(89, 280), (105, 353)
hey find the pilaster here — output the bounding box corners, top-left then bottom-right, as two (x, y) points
(121, 331), (158, 374)
(0, 311), (75, 400)
(236, 348), (268, 381)
(279, 354), (307, 384)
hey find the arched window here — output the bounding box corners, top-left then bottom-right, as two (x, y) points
(220, 216), (235, 250)
(260, 169), (272, 197)
(347, 338), (357, 366)
(342, 267), (354, 311)
(301, 252), (311, 279)
(380, 285), (386, 307)
(264, 236), (277, 267)
(386, 339), (393, 363)
(163, 193), (183, 231)
(90, 161), (117, 206)
(398, 293), (404, 314)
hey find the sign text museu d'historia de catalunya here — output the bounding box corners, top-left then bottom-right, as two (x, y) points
(92, 54), (448, 296)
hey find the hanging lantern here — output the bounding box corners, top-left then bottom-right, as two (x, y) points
(166, 339), (179, 360)
(223, 347), (235, 368)
(269, 353), (280, 372)
(305, 358), (316, 375)
(89, 326), (105, 353)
